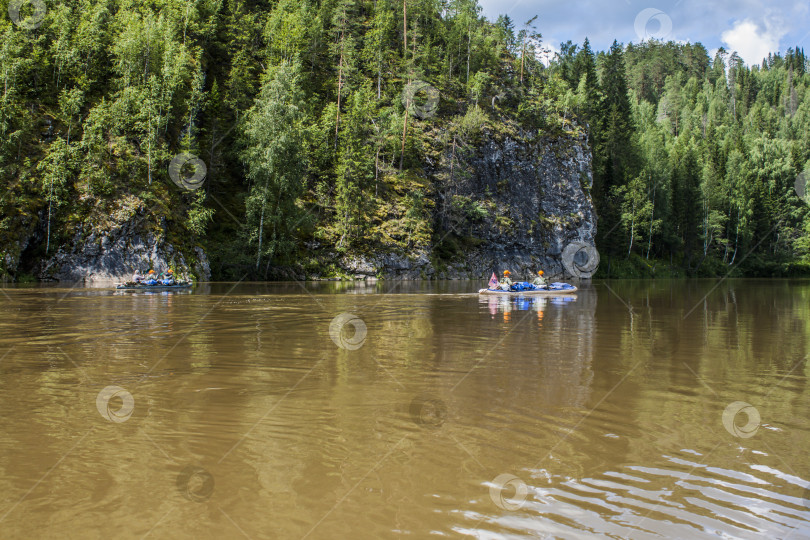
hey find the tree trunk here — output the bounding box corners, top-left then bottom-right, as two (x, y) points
(183, 0), (191, 45)
(46, 177), (54, 254)
(627, 204), (635, 257)
(399, 109), (409, 170)
(723, 187), (732, 263)
(147, 134), (152, 185)
(466, 21), (471, 83)
(520, 38), (526, 83)
(256, 199), (265, 270)
(702, 202), (707, 255)
(374, 146), (380, 197)
(450, 136), (456, 183)
(646, 182), (655, 259)
(728, 216), (738, 264)
(334, 30), (345, 150)
(403, 0), (407, 60)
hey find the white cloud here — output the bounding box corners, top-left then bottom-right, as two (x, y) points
(538, 42), (560, 67)
(721, 19), (787, 66)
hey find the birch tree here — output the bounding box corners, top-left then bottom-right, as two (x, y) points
(241, 62), (307, 273)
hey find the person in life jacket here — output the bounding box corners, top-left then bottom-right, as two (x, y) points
(161, 269), (176, 285)
(532, 270), (547, 289)
(500, 270), (513, 290)
(144, 269), (158, 285)
(132, 270), (144, 283)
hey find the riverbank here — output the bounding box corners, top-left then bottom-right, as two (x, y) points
(595, 252), (810, 278)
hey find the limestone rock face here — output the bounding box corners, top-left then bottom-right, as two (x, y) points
(36, 225), (210, 283)
(332, 129), (597, 281)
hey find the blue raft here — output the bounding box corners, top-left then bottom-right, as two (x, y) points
(116, 281), (193, 291)
(478, 282), (578, 296)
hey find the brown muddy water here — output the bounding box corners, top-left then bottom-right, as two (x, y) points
(0, 279), (808, 539)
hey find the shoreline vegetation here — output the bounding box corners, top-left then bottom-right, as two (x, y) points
(1, 1), (808, 282)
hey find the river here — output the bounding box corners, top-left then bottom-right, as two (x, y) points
(0, 279), (808, 539)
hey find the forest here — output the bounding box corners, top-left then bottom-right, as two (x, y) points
(559, 40), (810, 277)
(1, 0), (808, 280)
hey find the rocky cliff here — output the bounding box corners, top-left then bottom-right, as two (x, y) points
(2, 127), (595, 283)
(334, 127), (597, 281)
(3, 207), (210, 284)
(37, 229), (211, 283)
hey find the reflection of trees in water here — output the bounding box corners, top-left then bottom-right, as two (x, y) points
(602, 279), (810, 375)
(521, 289), (597, 411)
(449, 288), (599, 415)
(590, 280), (810, 468)
(228, 280), (810, 537)
(4, 282), (809, 537)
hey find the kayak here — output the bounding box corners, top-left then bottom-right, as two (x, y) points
(116, 281), (193, 291)
(478, 286), (578, 296)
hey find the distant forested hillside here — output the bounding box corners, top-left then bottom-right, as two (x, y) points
(0, 0), (808, 280)
(552, 40), (810, 276)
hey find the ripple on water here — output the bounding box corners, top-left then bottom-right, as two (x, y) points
(0, 281), (809, 539)
(463, 458), (810, 539)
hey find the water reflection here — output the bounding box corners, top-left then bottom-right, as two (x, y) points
(481, 293), (578, 321)
(0, 280), (807, 539)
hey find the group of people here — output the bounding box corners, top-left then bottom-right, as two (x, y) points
(132, 269), (176, 286)
(488, 269), (547, 291)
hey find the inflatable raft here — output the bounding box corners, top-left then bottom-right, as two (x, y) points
(478, 286), (578, 296)
(116, 281), (193, 291)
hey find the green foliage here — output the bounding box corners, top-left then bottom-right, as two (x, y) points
(550, 39), (810, 275)
(451, 195), (489, 222)
(1, 1), (807, 281)
(241, 61), (307, 272)
(456, 104), (489, 141)
(186, 191), (214, 237)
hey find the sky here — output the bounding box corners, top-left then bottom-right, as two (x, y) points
(478, 0), (810, 66)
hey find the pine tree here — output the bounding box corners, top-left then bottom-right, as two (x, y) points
(517, 16), (540, 84)
(670, 141), (702, 269)
(335, 83), (377, 248)
(593, 41), (638, 255)
(573, 38), (600, 122)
